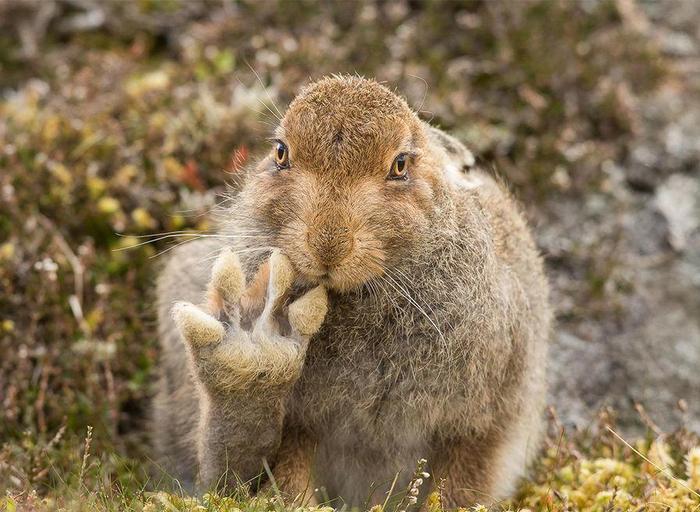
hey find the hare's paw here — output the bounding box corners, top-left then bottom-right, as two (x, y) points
(172, 248), (254, 390)
(172, 249), (329, 392)
(245, 251), (328, 384)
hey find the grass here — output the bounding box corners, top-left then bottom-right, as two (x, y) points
(0, 0), (697, 510)
(2, 416), (699, 510)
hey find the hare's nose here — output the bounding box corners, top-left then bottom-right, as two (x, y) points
(307, 224), (354, 269)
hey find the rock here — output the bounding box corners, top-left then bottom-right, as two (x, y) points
(655, 173), (700, 251)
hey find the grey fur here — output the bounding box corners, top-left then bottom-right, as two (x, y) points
(152, 76), (551, 508)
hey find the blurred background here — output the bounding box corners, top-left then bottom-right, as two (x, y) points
(1, 0), (699, 507)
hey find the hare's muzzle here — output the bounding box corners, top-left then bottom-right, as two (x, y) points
(306, 221), (354, 273)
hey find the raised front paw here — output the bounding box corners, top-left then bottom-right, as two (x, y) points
(172, 249), (328, 392)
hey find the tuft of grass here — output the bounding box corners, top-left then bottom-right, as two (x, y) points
(2, 415), (699, 511)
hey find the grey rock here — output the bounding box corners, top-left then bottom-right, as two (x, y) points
(655, 173), (700, 251)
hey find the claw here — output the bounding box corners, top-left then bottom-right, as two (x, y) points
(173, 301), (225, 347)
(208, 248), (246, 314)
(267, 250), (295, 308)
(288, 286), (328, 337)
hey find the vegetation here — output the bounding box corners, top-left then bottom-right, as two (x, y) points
(1, 0), (697, 510)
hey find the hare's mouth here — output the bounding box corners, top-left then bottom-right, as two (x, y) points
(295, 269), (343, 293)
(286, 252), (378, 294)
(321, 269), (376, 294)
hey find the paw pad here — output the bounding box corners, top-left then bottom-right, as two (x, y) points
(173, 301), (225, 347)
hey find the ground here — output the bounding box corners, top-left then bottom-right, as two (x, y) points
(1, 0), (699, 510)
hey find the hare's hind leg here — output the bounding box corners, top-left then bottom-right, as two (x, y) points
(431, 415), (541, 509)
(430, 433), (501, 509)
(263, 426), (318, 506)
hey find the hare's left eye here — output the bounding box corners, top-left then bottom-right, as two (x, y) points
(387, 153), (409, 180)
(274, 141), (290, 169)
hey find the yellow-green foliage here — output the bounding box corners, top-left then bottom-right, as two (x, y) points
(2, 425), (699, 511)
(517, 437), (700, 511)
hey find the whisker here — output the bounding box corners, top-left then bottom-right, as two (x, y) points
(256, 97), (282, 123)
(235, 74), (281, 122)
(149, 236), (204, 259)
(381, 272), (446, 345)
(370, 274), (399, 316)
(246, 62), (284, 119)
(241, 81), (279, 123)
(254, 116), (279, 130)
(389, 266), (436, 316)
(116, 230), (202, 239)
(114, 233), (268, 251)
(150, 235), (271, 260)
(407, 73), (429, 115)
(199, 246), (274, 265)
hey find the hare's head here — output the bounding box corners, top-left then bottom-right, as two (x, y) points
(241, 75), (446, 292)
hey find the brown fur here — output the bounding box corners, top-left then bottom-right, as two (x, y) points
(152, 75), (551, 508)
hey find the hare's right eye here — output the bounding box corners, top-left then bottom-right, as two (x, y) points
(387, 153), (409, 180)
(274, 141), (290, 169)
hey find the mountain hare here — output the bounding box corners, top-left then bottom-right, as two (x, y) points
(153, 75), (551, 508)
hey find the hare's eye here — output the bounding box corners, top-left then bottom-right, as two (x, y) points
(274, 141), (290, 169)
(387, 153), (409, 180)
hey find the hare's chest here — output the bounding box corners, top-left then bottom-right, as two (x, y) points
(287, 297), (449, 434)
(289, 339), (438, 438)
(289, 340), (433, 502)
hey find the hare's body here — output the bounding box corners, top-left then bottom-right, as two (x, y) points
(153, 76), (550, 508)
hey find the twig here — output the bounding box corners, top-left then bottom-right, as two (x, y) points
(37, 214), (88, 332)
(606, 425), (700, 500)
(79, 425), (93, 492)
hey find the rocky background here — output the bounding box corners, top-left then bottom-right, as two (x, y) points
(542, 0), (700, 433)
(1, 0), (699, 509)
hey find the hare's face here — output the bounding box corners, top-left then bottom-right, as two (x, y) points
(244, 76), (444, 292)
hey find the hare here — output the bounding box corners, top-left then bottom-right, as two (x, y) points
(153, 75), (551, 508)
